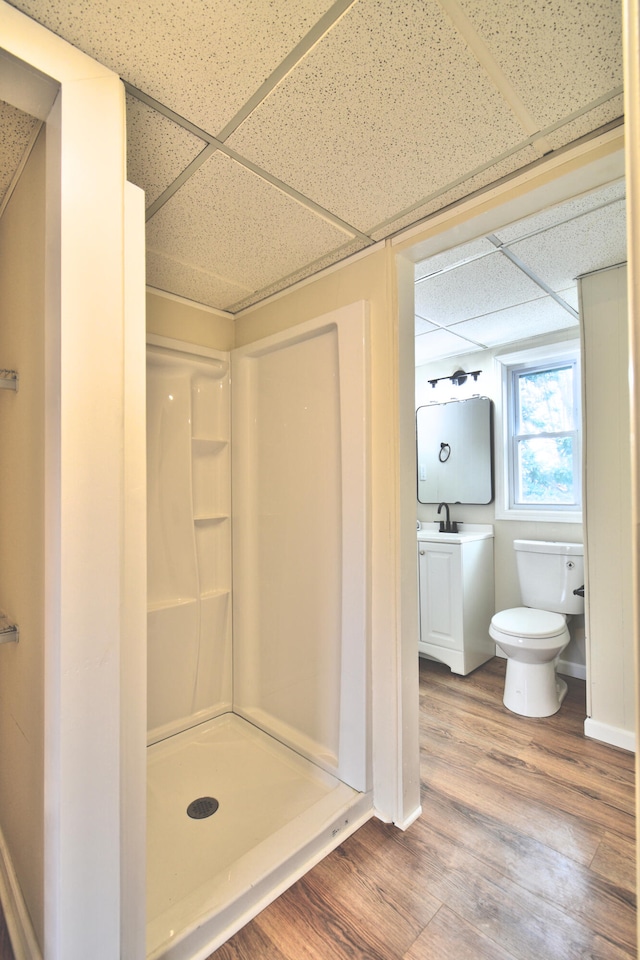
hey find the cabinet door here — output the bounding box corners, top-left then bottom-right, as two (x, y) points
(418, 544), (462, 650)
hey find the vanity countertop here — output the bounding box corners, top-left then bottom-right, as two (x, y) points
(417, 523), (494, 544)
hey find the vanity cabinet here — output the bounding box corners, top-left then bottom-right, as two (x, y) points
(418, 531), (495, 675)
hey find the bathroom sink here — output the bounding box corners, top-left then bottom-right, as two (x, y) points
(417, 526), (493, 543)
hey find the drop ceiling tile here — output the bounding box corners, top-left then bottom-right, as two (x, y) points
(451, 296), (578, 348)
(11, 0), (335, 133)
(126, 95), (206, 207)
(372, 145), (541, 241)
(542, 95), (624, 151)
(508, 199), (627, 291)
(415, 328), (482, 365)
(415, 252), (544, 326)
(145, 151), (354, 299)
(557, 284), (579, 311)
(228, 238), (370, 312)
(415, 238), (496, 282)
(146, 249), (250, 311)
(493, 180), (625, 244)
(415, 316), (439, 336)
(227, 0), (528, 232)
(457, 0), (622, 128)
(0, 100), (39, 207)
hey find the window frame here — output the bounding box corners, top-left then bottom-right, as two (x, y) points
(495, 340), (582, 522)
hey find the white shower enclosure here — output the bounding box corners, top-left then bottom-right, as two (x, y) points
(146, 303), (372, 960)
(147, 341), (232, 740)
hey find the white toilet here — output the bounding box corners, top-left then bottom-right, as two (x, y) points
(489, 540), (584, 718)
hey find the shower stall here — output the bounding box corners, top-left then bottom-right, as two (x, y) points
(146, 303), (372, 960)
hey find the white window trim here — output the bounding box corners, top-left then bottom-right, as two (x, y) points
(494, 339), (583, 523)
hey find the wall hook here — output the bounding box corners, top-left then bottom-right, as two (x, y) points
(0, 369), (18, 391)
(0, 611), (19, 643)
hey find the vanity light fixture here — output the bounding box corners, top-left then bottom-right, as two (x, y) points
(428, 368), (481, 389)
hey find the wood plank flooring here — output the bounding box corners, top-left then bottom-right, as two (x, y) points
(213, 658), (636, 960)
(0, 657), (635, 959)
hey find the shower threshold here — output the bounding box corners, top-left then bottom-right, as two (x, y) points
(147, 713), (373, 960)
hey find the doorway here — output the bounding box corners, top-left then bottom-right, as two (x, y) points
(394, 131), (629, 745)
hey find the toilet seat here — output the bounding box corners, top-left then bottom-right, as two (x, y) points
(491, 606), (566, 639)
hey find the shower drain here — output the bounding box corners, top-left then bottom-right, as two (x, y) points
(187, 796), (219, 819)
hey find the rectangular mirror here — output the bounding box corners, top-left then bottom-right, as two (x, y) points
(417, 397), (493, 504)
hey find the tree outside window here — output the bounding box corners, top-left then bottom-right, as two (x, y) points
(509, 358), (581, 509)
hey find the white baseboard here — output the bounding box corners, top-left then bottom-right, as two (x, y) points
(557, 658), (587, 681)
(493, 649), (634, 751)
(0, 824), (41, 960)
(394, 804), (422, 831)
(584, 718), (636, 753)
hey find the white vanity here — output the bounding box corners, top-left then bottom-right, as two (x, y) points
(417, 525), (495, 675)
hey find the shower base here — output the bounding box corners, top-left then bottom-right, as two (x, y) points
(147, 713), (372, 960)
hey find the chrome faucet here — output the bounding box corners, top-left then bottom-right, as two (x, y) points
(437, 501), (458, 533)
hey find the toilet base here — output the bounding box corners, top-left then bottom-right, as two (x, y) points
(503, 659), (567, 717)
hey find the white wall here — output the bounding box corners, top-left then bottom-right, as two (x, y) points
(146, 289), (234, 351)
(1, 4), (145, 958)
(121, 181), (147, 960)
(580, 264), (635, 750)
(621, 0), (640, 921)
(0, 122), (46, 953)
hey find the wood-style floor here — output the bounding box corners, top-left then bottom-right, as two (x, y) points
(0, 657), (635, 959)
(213, 657), (636, 960)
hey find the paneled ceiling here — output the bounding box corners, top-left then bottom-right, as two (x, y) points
(0, 98), (40, 210)
(1, 0), (624, 318)
(414, 177), (627, 363)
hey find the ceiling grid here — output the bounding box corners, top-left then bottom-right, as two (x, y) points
(2, 0), (626, 321)
(414, 181), (626, 362)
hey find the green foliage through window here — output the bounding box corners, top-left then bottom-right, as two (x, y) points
(509, 358), (580, 509)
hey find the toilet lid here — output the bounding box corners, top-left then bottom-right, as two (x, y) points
(491, 607), (566, 638)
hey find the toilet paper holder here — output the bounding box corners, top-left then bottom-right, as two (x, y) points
(0, 611), (19, 643)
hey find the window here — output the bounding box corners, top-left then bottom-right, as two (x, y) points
(497, 343), (581, 520)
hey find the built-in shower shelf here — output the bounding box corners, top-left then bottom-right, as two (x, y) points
(0, 612), (19, 643)
(194, 514), (228, 523)
(191, 437), (227, 454)
(0, 370), (18, 391)
(200, 588), (230, 601)
(148, 597), (197, 614)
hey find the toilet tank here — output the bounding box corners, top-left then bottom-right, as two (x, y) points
(514, 540), (584, 614)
